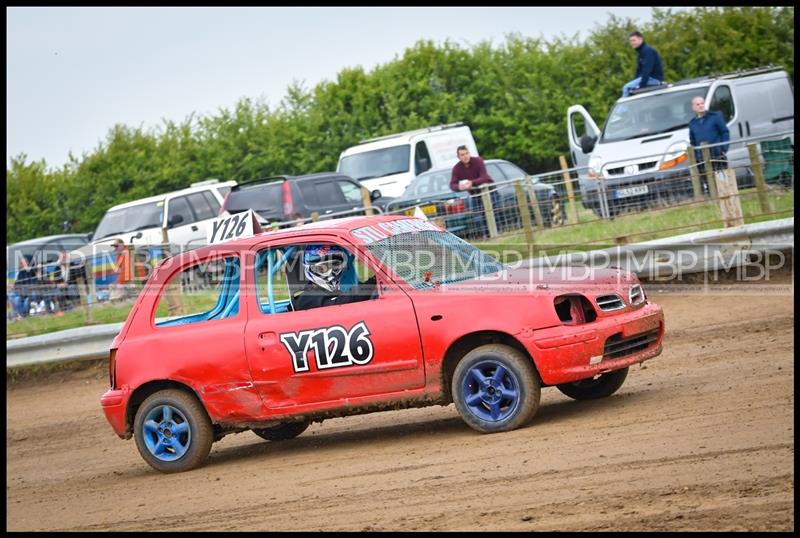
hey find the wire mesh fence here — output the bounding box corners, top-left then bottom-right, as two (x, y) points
(7, 131), (793, 327)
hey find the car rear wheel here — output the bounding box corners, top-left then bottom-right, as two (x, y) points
(556, 367), (629, 400)
(452, 344), (540, 433)
(133, 389), (214, 473)
(252, 420), (312, 441)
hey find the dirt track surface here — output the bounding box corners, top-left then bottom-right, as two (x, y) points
(7, 278), (794, 531)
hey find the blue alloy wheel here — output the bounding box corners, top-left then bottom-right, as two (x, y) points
(461, 360), (520, 422)
(452, 344), (541, 434)
(142, 404), (191, 461)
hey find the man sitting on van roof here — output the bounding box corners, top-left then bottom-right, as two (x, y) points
(622, 31), (664, 97)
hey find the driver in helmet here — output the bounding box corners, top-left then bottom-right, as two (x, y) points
(292, 245), (377, 311)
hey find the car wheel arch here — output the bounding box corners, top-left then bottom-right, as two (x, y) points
(125, 380), (206, 438)
(440, 330), (541, 403)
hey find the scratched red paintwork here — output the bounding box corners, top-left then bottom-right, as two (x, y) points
(101, 215), (664, 438)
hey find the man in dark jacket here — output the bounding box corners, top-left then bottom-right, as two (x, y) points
(449, 146), (499, 238)
(622, 31), (664, 97)
(689, 95), (730, 193)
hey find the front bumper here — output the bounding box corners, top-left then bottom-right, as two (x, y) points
(579, 168), (692, 207)
(526, 302), (665, 386)
(101, 387), (132, 438)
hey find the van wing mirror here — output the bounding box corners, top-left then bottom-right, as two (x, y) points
(370, 189), (382, 201)
(580, 135), (597, 154)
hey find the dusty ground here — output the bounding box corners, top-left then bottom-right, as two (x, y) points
(6, 271), (794, 531)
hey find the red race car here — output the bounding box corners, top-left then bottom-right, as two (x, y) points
(101, 215), (664, 473)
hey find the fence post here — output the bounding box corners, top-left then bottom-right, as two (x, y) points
(715, 168), (745, 227)
(558, 155), (580, 223)
(514, 181), (535, 245)
(480, 184), (499, 238)
(747, 143), (773, 214)
(161, 227), (183, 316)
(685, 145), (704, 201)
(361, 188), (375, 216)
(700, 146), (719, 200)
(525, 183), (545, 232)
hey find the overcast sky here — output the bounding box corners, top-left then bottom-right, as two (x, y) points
(7, 6), (689, 169)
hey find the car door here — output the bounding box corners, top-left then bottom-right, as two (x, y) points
(567, 105), (601, 168)
(243, 236), (425, 412)
(164, 195), (200, 250)
(312, 179), (354, 218)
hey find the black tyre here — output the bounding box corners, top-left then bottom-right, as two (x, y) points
(133, 389), (214, 473)
(252, 420), (311, 442)
(452, 344), (540, 434)
(556, 367), (629, 400)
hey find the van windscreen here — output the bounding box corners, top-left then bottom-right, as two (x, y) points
(339, 144), (410, 181)
(93, 202), (164, 241)
(602, 86), (710, 143)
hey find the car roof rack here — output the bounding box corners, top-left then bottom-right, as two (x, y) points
(629, 65), (784, 96)
(358, 122), (465, 144)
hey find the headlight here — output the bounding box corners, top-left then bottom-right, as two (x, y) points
(659, 142), (689, 170)
(588, 155), (603, 178)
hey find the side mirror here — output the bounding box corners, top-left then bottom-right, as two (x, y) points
(168, 214), (184, 227)
(370, 189), (382, 201)
(580, 135), (597, 154)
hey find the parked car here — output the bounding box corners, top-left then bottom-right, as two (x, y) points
(219, 172), (385, 226)
(7, 233), (91, 285)
(101, 215), (665, 473)
(387, 159), (565, 237)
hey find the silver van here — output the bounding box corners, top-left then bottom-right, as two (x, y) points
(567, 66), (794, 216)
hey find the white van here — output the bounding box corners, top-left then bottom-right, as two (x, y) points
(87, 179), (237, 252)
(567, 66), (794, 216)
(337, 123), (479, 197)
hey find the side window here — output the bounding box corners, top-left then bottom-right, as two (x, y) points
(338, 180), (364, 204)
(202, 190), (221, 215)
(254, 243), (377, 315)
(314, 181), (347, 206)
(216, 186), (232, 198)
(571, 112), (589, 143)
(155, 256), (241, 327)
(167, 196), (195, 227)
(414, 141), (432, 175)
(298, 181), (320, 207)
(187, 192), (216, 221)
(709, 85), (735, 123)
(485, 163), (505, 182)
(498, 162), (526, 181)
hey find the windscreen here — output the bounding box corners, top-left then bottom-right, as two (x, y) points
(403, 170), (451, 198)
(93, 202), (164, 241)
(339, 144), (411, 181)
(225, 183), (284, 218)
(602, 86), (710, 143)
(364, 229), (504, 289)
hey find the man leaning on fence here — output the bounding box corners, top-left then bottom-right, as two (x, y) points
(689, 96), (730, 194)
(450, 145), (498, 238)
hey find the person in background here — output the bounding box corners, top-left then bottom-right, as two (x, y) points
(10, 255), (36, 318)
(622, 31), (664, 97)
(449, 146), (499, 238)
(109, 239), (133, 302)
(688, 95), (730, 194)
(53, 250), (81, 314)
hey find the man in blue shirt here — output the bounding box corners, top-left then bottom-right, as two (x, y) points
(622, 31), (664, 97)
(689, 95), (730, 194)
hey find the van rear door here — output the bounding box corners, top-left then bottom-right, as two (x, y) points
(567, 105), (601, 168)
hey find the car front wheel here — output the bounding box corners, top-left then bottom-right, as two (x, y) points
(452, 344), (540, 433)
(133, 389), (214, 473)
(556, 367), (629, 400)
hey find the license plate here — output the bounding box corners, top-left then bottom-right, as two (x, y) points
(614, 185), (649, 198)
(404, 204), (437, 216)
